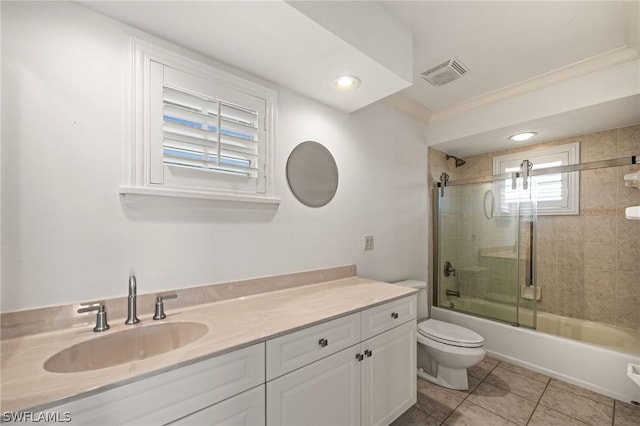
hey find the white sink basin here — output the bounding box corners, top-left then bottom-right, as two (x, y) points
(44, 322), (208, 373)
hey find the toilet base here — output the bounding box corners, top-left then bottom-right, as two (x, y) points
(417, 365), (470, 390)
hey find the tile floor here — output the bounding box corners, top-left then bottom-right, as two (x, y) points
(392, 356), (640, 426)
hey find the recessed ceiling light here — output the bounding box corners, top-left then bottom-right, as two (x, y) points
(509, 132), (537, 142)
(333, 75), (360, 90)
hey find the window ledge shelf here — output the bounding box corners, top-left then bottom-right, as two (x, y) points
(119, 186), (281, 206)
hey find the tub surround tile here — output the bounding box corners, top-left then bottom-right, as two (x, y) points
(536, 216), (556, 241)
(416, 378), (465, 421)
(584, 270), (616, 324)
(615, 271), (640, 328)
(528, 405), (590, 426)
(0, 265), (357, 340)
(615, 295), (640, 329)
(616, 216), (640, 243)
(614, 400), (640, 426)
(555, 290), (585, 319)
(467, 382), (536, 425)
(584, 216), (617, 243)
(444, 400), (518, 426)
(581, 167), (617, 185)
(616, 241), (640, 272)
(556, 241), (584, 268)
(485, 365), (548, 402)
(554, 216), (585, 242)
(616, 124), (640, 157)
(536, 240), (557, 265)
(580, 181), (618, 211)
(582, 130), (617, 163)
(584, 242), (616, 270)
(539, 386), (613, 426)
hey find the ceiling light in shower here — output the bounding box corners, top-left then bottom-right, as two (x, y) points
(509, 132), (537, 142)
(333, 75), (360, 90)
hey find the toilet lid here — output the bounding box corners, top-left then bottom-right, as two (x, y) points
(418, 319), (484, 348)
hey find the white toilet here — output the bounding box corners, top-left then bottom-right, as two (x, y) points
(395, 280), (486, 391)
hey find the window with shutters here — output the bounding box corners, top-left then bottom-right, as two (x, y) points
(121, 39), (278, 204)
(493, 142), (580, 215)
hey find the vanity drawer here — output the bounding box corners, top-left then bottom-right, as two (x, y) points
(266, 313), (361, 380)
(39, 343), (265, 425)
(169, 385), (265, 426)
(361, 296), (416, 339)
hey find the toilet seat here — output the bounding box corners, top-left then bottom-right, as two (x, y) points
(418, 319), (484, 348)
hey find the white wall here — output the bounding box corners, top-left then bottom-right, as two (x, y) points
(0, 1), (429, 312)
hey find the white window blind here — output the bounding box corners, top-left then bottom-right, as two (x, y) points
(147, 60), (269, 195)
(493, 143), (580, 215)
(162, 86), (258, 177)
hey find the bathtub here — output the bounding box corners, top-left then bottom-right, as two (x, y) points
(432, 301), (640, 403)
(449, 297), (639, 355)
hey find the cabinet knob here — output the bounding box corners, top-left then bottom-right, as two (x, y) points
(364, 349), (373, 358)
(391, 312), (399, 319)
(318, 338), (328, 347)
(355, 353), (364, 362)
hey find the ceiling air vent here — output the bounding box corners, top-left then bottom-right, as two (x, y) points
(420, 57), (469, 87)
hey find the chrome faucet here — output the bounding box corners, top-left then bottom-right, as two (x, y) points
(125, 275), (140, 325)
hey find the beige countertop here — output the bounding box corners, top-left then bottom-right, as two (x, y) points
(0, 277), (416, 412)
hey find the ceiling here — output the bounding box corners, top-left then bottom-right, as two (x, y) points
(383, 1), (635, 111)
(78, 1), (640, 157)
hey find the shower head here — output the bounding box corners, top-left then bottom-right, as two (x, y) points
(446, 154), (466, 168)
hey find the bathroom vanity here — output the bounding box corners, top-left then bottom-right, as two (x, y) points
(0, 277), (417, 425)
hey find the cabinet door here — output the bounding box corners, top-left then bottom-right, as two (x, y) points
(361, 321), (416, 426)
(169, 385), (265, 426)
(266, 346), (361, 426)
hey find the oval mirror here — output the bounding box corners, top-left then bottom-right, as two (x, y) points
(286, 141), (339, 207)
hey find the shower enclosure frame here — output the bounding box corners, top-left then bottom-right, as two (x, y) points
(432, 154), (638, 328)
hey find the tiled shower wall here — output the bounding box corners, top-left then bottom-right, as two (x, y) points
(429, 124), (640, 330)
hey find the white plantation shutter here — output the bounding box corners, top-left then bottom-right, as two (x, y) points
(149, 61), (268, 194)
(162, 87), (259, 176)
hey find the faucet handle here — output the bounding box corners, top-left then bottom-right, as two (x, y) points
(153, 294), (178, 320)
(77, 304), (110, 332)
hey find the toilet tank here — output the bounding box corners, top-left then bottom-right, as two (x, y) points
(393, 280), (428, 320)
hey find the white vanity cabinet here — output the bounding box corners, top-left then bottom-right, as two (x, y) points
(32, 294), (416, 426)
(266, 295), (417, 426)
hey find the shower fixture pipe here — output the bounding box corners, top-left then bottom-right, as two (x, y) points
(446, 154), (466, 167)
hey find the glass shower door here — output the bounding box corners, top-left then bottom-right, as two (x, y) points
(437, 176), (535, 327)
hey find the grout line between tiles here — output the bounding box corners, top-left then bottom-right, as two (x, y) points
(611, 400), (616, 426)
(525, 377), (551, 425)
(441, 359), (501, 425)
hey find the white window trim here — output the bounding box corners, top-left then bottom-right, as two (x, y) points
(120, 38), (279, 205)
(492, 142), (580, 215)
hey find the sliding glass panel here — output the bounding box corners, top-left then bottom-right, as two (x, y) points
(437, 178), (530, 326)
